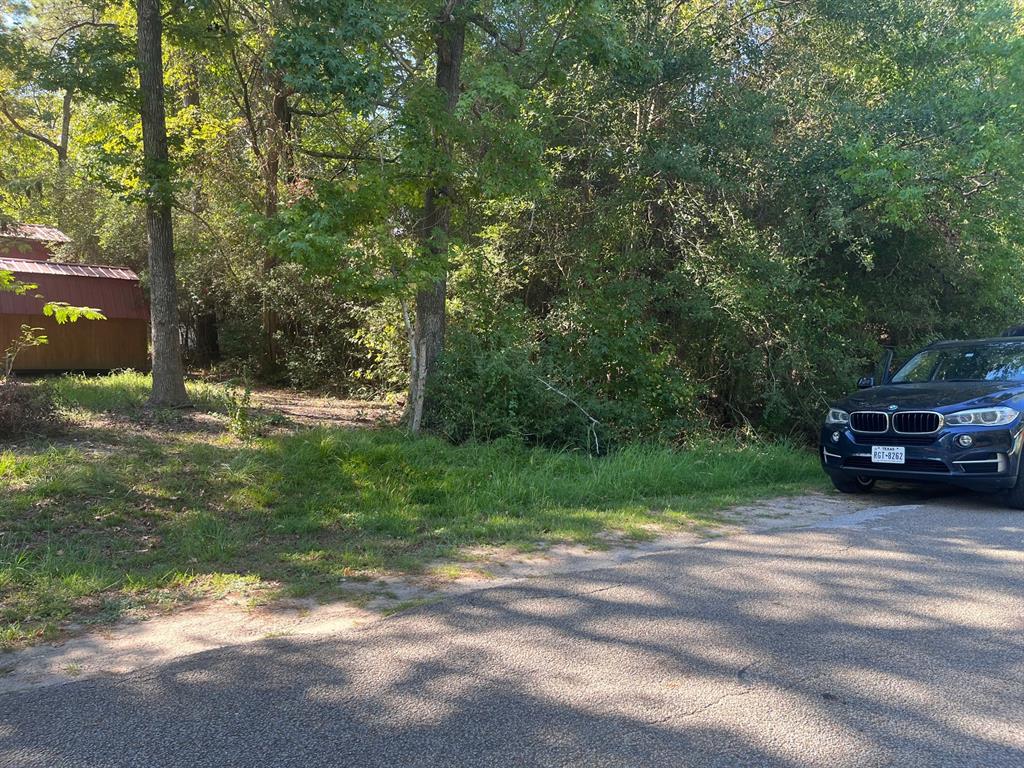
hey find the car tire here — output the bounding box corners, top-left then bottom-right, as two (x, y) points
(1003, 467), (1024, 509)
(830, 473), (876, 494)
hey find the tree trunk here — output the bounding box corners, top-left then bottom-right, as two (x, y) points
(57, 89), (72, 167)
(53, 88), (73, 232)
(272, 78), (295, 185)
(259, 74), (291, 377)
(409, 3), (466, 432)
(137, 0), (189, 406)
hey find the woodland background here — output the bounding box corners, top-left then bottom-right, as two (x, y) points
(3, 0), (1024, 449)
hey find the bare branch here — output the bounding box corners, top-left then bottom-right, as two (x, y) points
(963, 176), (1000, 200)
(382, 40), (420, 77)
(467, 13), (525, 54)
(535, 377), (602, 455)
(0, 100), (61, 154)
(47, 19), (117, 55)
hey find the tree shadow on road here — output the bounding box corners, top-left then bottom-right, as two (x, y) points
(2, 503), (1022, 767)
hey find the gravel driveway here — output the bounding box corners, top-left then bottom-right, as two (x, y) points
(2, 490), (1022, 767)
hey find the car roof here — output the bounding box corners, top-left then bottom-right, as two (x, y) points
(926, 337), (1024, 349)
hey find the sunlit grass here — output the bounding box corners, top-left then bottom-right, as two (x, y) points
(47, 370), (229, 414)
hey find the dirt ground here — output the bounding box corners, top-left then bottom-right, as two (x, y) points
(249, 388), (400, 428)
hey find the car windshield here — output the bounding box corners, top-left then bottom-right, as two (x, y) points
(891, 342), (1024, 383)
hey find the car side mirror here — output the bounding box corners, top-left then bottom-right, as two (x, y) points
(857, 376), (875, 389)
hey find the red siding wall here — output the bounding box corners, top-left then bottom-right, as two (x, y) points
(0, 239), (51, 261)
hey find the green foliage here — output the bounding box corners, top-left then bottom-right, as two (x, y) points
(427, 323), (600, 451)
(251, 263), (400, 393)
(42, 301), (105, 324)
(5, 0), (1024, 441)
(220, 381), (280, 441)
(430, 293), (702, 451)
(0, 268), (35, 295)
(271, 0), (389, 113)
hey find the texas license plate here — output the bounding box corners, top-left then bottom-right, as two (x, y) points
(871, 446), (905, 464)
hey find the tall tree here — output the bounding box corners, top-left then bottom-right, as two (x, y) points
(268, 0), (588, 427)
(409, 1), (467, 431)
(136, 0), (188, 406)
(0, 0), (132, 227)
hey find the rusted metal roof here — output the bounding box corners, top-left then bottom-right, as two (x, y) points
(0, 258), (149, 321)
(0, 224), (71, 243)
(0, 258), (139, 280)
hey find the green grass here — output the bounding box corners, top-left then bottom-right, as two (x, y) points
(0, 373), (826, 649)
(48, 370), (230, 414)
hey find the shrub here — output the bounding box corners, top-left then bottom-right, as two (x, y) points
(0, 382), (61, 438)
(220, 383), (281, 440)
(426, 326), (604, 452)
(428, 290), (702, 452)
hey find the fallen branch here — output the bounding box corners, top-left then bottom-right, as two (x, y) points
(536, 377), (601, 455)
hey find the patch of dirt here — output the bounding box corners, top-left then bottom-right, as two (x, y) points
(250, 389), (399, 428)
(0, 489), (904, 695)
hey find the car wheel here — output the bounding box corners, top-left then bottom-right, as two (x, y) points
(830, 473), (876, 494)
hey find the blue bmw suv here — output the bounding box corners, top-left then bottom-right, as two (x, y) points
(821, 336), (1024, 507)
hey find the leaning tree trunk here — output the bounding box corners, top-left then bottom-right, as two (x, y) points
(409, 4), (466, 432)
(137, 0), (189, 406)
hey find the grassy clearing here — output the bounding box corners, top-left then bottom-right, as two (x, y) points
(0, 373), (825, 649)
(48, 370), (229, 415)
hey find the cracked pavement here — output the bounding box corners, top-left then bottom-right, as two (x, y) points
(2, 490), (1023, 767)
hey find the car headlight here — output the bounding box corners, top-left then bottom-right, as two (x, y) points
(825, 408), (850, 425)
(945, 406), (1019, 427)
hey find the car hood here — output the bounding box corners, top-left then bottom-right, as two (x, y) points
(837, 381), (1024, 412)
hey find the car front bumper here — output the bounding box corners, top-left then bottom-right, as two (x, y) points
(819, 423), (1024, 491)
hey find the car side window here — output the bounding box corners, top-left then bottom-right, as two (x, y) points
(893, 344), (1024, 383)
(981, 349), (1024, 381)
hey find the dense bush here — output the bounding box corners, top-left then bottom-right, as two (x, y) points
(421, 1), (1024, 445)
(427, 325), (602, 452)
(0, 382), (60, 438)
(428, 298), (702, 452)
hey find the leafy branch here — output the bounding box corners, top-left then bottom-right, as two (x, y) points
(2, 326), (47, 381)
(43, 302), (106, 324)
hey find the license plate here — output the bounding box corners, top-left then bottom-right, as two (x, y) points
(871, 446), (905, 464)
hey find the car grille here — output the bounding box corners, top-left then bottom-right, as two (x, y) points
(852, 435), (937, 446)
(892, 411), (941, 434)
(850, 412), (887, 432)
(843, 456), (949, 473)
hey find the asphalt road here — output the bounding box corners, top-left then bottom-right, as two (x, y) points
(2, 492), (1023, 767)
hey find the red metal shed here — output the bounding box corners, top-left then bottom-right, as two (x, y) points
(0, 227), (150, 372)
